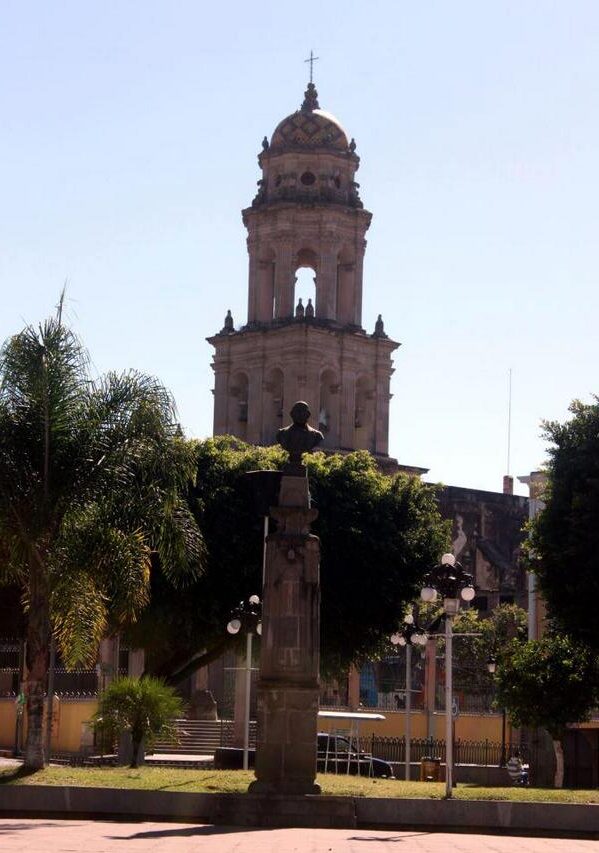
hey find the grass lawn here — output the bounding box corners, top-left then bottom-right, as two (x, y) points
(1, 765), (598, 803)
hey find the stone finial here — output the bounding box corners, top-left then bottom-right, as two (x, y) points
(262, 136), (269, 151)
(295, 297), (305, 319)
(305, 298), (315, 318)
(222, 309), (234, 333)
(349, 138), (357, 153)
(277, 401), (324, 474)
(301, 82), (320, 112)
(373, 313), (388, 338)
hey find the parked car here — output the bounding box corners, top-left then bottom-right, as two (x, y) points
(317, 732), (394, 778)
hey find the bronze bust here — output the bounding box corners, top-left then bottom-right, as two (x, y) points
(277, 401), (324, 473)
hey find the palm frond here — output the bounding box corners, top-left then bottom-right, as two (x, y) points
(51, 572), (108, 668)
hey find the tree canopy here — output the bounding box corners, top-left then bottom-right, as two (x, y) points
(451, 604), (528, 696)
(531, 397), (599, 649)
(133, 437), (450, 680)
(494, 633), (598, 786)
(0, 312), (204, 767)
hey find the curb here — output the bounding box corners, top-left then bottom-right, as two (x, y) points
(0, 785), (598, 835)
(356, 796), (599, 835)
(0, 786), (355, 829)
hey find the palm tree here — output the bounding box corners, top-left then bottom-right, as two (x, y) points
(92, 676), (184, 767)
(0, 310), (205, 769)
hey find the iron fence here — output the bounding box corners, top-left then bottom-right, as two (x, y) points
(52, 668), (100, 696)
(0, 643), (21, 670)
(369, 735), (538, 767)
(0, 667), (133, 698)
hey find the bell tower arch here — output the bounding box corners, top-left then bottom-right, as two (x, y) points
(209, 81), (399, 459)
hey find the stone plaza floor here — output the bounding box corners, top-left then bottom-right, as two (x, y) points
(0, 819), (596, 852)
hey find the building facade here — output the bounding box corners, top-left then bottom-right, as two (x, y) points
(438, 484), (529, 614)
(208, 82), (398, 460)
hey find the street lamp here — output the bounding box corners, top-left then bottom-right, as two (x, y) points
(227, 594), (262, 770)
(420, 553), (475, 798)
(390, 611), (427, 781)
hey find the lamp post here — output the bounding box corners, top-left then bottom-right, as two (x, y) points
(420, 553), (475, 798)
(486, 656), (506, 766)
(227, 594), (262, 771)
(390, 612), (427, 781)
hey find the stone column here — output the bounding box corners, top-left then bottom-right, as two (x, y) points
(337, 262), (355, 325)
(246, 365), (264, 445)
(347, 665), (361, 710)
(249, 473), (321, 795)
(304, 363), (321, 428)
(246, 237), (259, 324)
(99, 637), (120, 688)
(128, 649), (145, 678)
(257, 260), (275, 322)
(211, 351), (230, 436)
(374, 353), (392, 456)
(352, 241), (366, 327)
(317, 242), (339, 320)
(274, 242), (294, 319)
(339, 372), (356, 450)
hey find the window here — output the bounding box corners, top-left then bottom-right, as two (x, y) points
(300, 171), (316, 186)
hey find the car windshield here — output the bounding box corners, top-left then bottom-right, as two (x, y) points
(319, 735), (351, 753)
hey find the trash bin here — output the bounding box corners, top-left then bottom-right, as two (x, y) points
(420, 756), (441, 782)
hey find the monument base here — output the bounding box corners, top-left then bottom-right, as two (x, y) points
(249, 682), (321, 796)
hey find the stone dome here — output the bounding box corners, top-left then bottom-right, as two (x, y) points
(269, 84), (351, 152)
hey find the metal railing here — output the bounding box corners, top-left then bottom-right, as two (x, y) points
(369, 735), (537, 767)
(0, 667), (134, 698)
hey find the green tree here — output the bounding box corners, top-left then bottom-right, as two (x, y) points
(0, 313), (204, 769)
(129, 437), (284, 682)
(133, 438), (449, 681)
(495, 634), (598, 787)
(531, 398), (599, 649)
(452, 604), (527, 697)
(92, 676), (184, 768)
(308, 451), (449, 674)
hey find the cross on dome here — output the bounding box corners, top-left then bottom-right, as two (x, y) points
(304, 49), (319, 84)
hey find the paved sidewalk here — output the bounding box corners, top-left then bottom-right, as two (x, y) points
(0, 819), (596, 852)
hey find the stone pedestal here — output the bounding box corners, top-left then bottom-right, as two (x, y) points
(249, 473), (321, 795)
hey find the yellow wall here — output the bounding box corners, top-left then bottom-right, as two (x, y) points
(52, 699), (98, 752)
(0, 697), (98, 754)
(3, 698), (509, 755)
(318, 710), (505, 743)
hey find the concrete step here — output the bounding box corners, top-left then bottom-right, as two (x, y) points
(152, 718), (256, 756)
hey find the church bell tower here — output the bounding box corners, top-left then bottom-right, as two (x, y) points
(208, 80), (399, 459)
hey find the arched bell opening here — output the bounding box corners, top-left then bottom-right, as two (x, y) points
(294, 248), (318, 319)
(262, 367), (285, 445)
(318, 368), (340, 448)
(354, 374), (375, 451)
(229, 371), (249, 442)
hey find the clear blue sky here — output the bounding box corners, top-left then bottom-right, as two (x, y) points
(2, 1), (598, 495)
